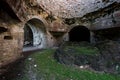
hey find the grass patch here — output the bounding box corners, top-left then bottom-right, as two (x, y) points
(64, 45), (99, 55)
(17, 49), (120, 80)
(74, 46), (99, 55)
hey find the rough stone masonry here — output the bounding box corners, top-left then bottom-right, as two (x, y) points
(0, 0), (120, 70)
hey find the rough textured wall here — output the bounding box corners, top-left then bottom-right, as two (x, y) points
(0, 0), (62, 69)
(3, 0), (120, 30)
(6, 0), (120, 30)
(37, 0), (120, 18)
(0, 0), (120, 72)
(0, 0), (49, 69)
(0, 0), (25, 68)
(61, 1), (120, 30)
(5, 0), (26, 21)
(92, 10), (120, 30)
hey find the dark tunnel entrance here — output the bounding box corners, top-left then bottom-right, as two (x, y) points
(69, 26), (90, 42)
(24, 25), (33, 47)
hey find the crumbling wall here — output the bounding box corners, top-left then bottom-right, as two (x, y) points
(62, 1), (120, 30)
(0, 1), (26, 66)
(0, 0), (120, 69)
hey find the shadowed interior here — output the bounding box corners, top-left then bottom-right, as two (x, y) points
(69, 26), (90, 42)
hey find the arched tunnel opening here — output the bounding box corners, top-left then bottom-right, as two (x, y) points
(23, 18), (47, 51)
(24, 25), (33, 47)
(69, 26), (90, 42)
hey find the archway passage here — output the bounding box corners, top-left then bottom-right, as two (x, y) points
(24, 25), (33, 47)
(23, 18), (47, 51)
(69, 26), (90, 42)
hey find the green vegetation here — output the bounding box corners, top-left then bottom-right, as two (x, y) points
(16, 49), (120, 80)
(74, 46), (99, 55)
(64, 45), (99, 55)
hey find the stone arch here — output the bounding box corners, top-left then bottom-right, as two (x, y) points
(23, 18), (47, 49)
(69, 26), (90, 42)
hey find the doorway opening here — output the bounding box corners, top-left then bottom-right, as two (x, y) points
(69, 26), (90, 42)
(24, 25), (33, 47)
(23, 18), (47, 51)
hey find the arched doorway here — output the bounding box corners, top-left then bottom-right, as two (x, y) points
(69, 26), (90, 42)
(23, 18), (47, 50)
(24, 25), (33, 47)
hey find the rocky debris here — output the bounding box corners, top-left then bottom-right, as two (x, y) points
(54, 41), (120, 74)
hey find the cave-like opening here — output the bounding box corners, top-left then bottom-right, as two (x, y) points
(69, 26), (90, 42)
(23, 18), (47, 52)
(24, 25), (33, 47)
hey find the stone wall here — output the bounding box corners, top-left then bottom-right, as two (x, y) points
(0, 0), (120, 68)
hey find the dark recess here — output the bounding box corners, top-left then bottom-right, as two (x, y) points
(0, 27), (8, 34)
(93, 27), (120, 41)
(0, 0), (20, 21)
(24, 25), (33, 47)
(69, 26), (90, 42)
(4, 36), (13, 40)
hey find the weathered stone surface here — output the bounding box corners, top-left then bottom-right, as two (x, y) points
(37, 0), (120, 18)
(0, 0), (120, 73)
